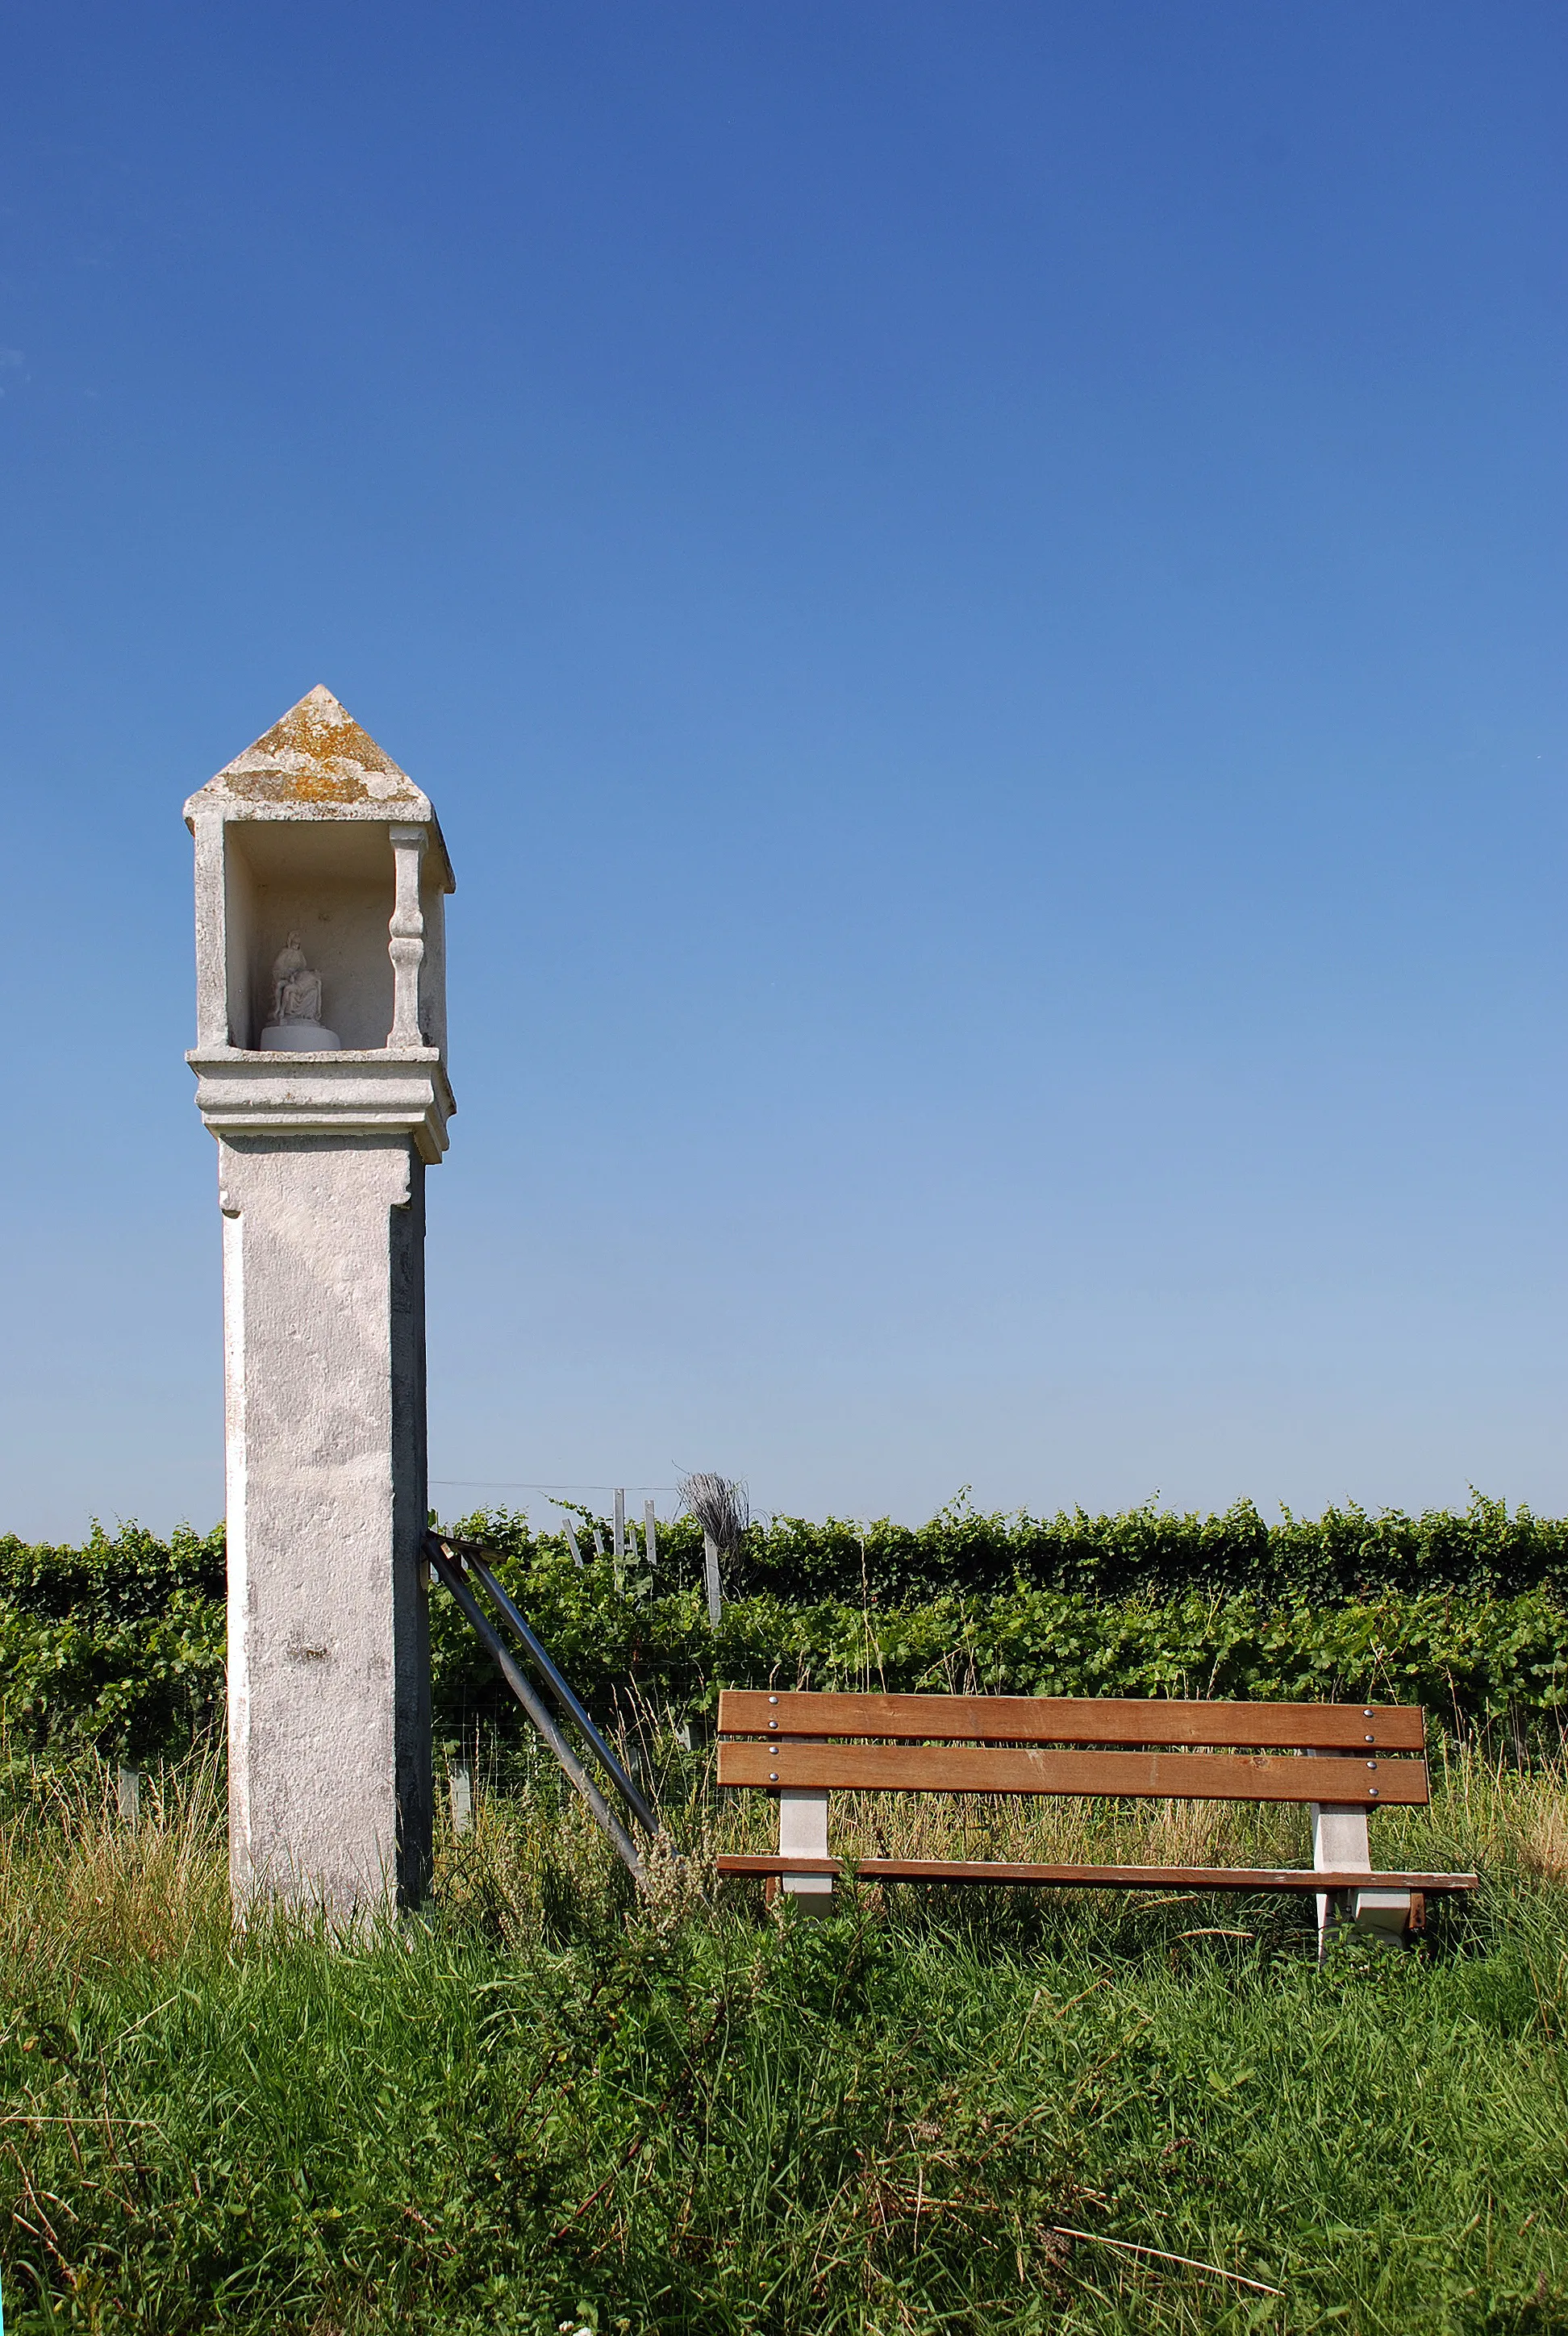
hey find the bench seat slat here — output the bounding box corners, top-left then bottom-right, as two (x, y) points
(715, 1853), (1477, 1892)
(718, 1691), (1424, 1752)
(717, 1739), (1428, 1804)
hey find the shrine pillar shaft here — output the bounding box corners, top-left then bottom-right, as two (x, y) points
(219, 1134), (432, 1910)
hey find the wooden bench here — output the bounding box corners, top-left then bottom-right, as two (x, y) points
(715, 1690), (1478, 1946)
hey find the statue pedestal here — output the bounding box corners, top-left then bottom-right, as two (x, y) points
(256, 1028), (340, 1055)
(258, 1020), (341, 1051)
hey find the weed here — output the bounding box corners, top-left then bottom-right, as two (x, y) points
(0, 1744), (1564, 2330)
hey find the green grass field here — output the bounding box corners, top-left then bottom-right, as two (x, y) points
(1, 1744), (1565, 2334)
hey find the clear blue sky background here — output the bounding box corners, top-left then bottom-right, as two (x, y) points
(2, 3), (1565, 1541)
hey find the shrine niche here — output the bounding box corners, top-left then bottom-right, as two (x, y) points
(185, 682), (452, 1063)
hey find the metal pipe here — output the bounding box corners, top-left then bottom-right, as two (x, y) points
(436, 1535), (660, 1837)
(471, 1554), (660, 1838)
(425, 1543), (643, 1880)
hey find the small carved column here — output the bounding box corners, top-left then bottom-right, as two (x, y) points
(387, 824), (427, 1047)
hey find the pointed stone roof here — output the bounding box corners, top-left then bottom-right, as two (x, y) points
(185, 686), (436, 820)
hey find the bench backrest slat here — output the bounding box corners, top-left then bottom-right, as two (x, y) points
(718, 1691), (1424, 1753)
(717, 1739), (1427, 1806)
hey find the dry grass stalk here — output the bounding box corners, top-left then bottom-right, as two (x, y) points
(2, 1733), (1559, 1990)
(0, 1746), (229, 1978)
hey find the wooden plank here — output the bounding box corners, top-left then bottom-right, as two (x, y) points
(717, 1737), (1429, 1804)
(715, 1854), (1478, 1892)
(717, 1689), (1425, 1753)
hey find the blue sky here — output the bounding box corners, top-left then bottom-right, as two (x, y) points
(2, 3), (1565, 1540)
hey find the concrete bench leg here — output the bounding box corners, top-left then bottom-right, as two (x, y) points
(1312, 1803), (1411, 1955)
(1350, 1887), (1417, 1942)
(779, 1787), (832, 1913)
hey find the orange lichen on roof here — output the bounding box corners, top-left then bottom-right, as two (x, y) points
(202, 685), (425, 807)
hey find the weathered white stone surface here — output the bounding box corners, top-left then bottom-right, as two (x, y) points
(222, 1135), (432, 1910)
(187, 687), (456, 1916)
(189, 1050), (454, 1165)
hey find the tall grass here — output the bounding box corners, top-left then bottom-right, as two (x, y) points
(1, 1739), (1565, 2333)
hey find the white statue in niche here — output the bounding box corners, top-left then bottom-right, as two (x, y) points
(259, 933), (341, 1051)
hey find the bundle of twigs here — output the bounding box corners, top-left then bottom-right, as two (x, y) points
(678, 1473), (748, 1626)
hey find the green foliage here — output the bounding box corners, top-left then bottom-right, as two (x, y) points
(433, 1503), (1568, 1747)
(1, 1754), (1566, 2331)
(4, 1503), (1566, 1762)
(0, 1522), (225, 1762)
(635, 1488), (1568, 1604)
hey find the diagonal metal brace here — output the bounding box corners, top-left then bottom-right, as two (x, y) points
(425, 1538), (644, 1880)
(436, 1535), (660, 1838)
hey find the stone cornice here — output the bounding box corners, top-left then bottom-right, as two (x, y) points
(187, 1048), (456, 1164)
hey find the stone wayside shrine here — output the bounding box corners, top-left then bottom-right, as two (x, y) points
(185, 686), (456, 1915)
